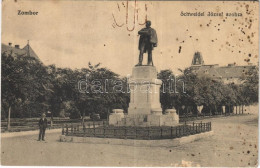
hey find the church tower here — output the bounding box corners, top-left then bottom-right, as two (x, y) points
(191, 52), (204, 66)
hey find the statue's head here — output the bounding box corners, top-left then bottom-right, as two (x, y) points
(146, 20), (151, 28)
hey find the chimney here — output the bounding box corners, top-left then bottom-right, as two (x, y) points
(8, 42), (12, 46)
(15, 45), (20, 49)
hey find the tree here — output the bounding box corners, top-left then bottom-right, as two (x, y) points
(240, 67), (259, 105)
(2, 52), (53, 129)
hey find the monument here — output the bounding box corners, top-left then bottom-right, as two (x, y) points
(109, 21), (179, 127)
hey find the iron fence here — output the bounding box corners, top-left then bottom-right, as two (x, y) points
(62, 121), (211, 140)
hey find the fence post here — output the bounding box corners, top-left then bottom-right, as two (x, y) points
(71, 124), (73, 133)
(83, 123), (86, 133)
(66, 124), (68, 135)
(170, 126), (173, 138)
(176, 126), (178, 138)
(148, 127), (150, 140)
(200, 121), (203, 133)
(114, 128), (116, 137)
(77, 125), (79, 132)
(103, 127), (106, 138)
(93, 126), (96, 136)
(125, 127), (127, 139)
(192, 122), (194, 134)
(135, 128), (138, 139)
(160, 127), (163, 138)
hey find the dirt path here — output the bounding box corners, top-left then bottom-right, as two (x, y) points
(1, 114), (258, 167)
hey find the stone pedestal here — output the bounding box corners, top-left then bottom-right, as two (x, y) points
(147, 109), (179, 126)
(128, 66), (162, 115)
(162, 109), (179, 126)
(109, 66), (179, 127)
(109, 109), (124, 125)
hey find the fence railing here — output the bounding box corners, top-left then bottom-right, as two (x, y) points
(62, 121), (211, 140)
(179, 110), (246, 122)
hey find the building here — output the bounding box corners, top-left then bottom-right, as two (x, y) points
(188, 52), (256, 84)
(1, 41), (41, 62)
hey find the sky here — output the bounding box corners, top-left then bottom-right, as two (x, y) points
(2, 0), (259, 76)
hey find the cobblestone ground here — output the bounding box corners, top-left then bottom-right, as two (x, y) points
(1, 112), (258, 167)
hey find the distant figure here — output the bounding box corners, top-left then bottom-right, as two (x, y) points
(137, 20), (158, 66)
(38, 113), (48, 141)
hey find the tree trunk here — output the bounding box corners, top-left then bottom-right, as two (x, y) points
(7, 106), (11, 131)
(82, 111), (85, 125)
(51, 112), (53, 127)
(242, 105), (244, 114)
(107, 108), (110, 122)
(214, 105), (217, 115)
(196, 106), (198, 118)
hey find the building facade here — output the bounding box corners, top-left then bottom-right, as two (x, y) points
(1, 41), (40, 62)
(188, 52), (256, 84)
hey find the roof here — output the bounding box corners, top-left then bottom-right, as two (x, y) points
(191, 64), (256, 79)
(1, 43), (40, 61)
(215, 65), (255, 78)
(22, 43), (40, 60)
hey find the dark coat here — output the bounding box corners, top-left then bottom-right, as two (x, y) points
(39, 118), (48, 129)
(138, 27), (158, 51)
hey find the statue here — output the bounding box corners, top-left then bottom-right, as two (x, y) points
(136, 20), (158, 66)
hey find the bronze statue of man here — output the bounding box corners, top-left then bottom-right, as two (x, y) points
(137, 20), (158, 66)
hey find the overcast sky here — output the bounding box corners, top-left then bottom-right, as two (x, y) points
(2, 0), (258, 76)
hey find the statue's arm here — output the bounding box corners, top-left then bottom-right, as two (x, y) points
(138, 29), (151, 35)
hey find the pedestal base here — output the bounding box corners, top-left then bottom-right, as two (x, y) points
(109, 109), (124, 125)
(109, 109), (179, 127)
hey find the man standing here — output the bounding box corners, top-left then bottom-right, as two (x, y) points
(38, 113), (48, 141)
(137, 20), (158, 66)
